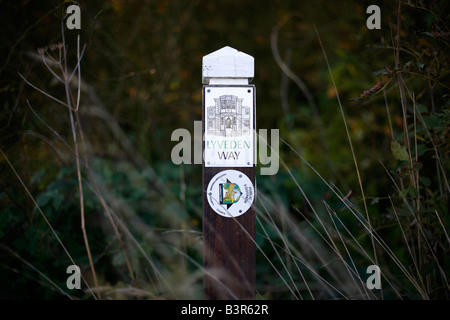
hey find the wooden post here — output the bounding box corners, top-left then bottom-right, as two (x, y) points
(202, 46), (256, 300)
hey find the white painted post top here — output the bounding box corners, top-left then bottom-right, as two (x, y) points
(202, 46), (254, 85)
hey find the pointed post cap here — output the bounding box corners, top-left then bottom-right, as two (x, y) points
(202, 46), (254, 84)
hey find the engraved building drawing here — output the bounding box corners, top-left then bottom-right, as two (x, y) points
(206, 95), (251, 137)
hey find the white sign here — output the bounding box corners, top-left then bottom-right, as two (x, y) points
(204, 86), (255, 167)
(206, 170), (254, 218)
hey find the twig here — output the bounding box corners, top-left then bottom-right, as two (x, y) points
(18, 72), (70, 108)
(60, 18), (101, 299)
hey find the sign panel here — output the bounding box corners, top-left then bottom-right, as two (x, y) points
(204, 86), (255, 167)
(206, 170), (254, 218)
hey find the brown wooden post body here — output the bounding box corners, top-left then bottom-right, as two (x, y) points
(202, 47), (256, 300)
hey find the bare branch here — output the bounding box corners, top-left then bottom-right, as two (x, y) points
(18, 72), (70, 108)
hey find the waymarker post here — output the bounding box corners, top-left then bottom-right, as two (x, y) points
(202, 46), (256, 300)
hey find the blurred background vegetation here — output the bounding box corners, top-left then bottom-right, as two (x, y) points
(0, 0), (448, 299)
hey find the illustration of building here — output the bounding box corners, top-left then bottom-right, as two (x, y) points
(207, 95), (251, 137)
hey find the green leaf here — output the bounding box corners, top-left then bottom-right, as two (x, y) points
(415, 104), (427, 113)
(36, 191), (53, 208)
(52, 191), (64, 210)
(420, 177), (431, 187)
(415, 144), (428, 157)
(391, 140), (409, 161)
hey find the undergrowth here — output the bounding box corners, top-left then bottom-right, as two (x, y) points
(1, 1), (448, 299)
